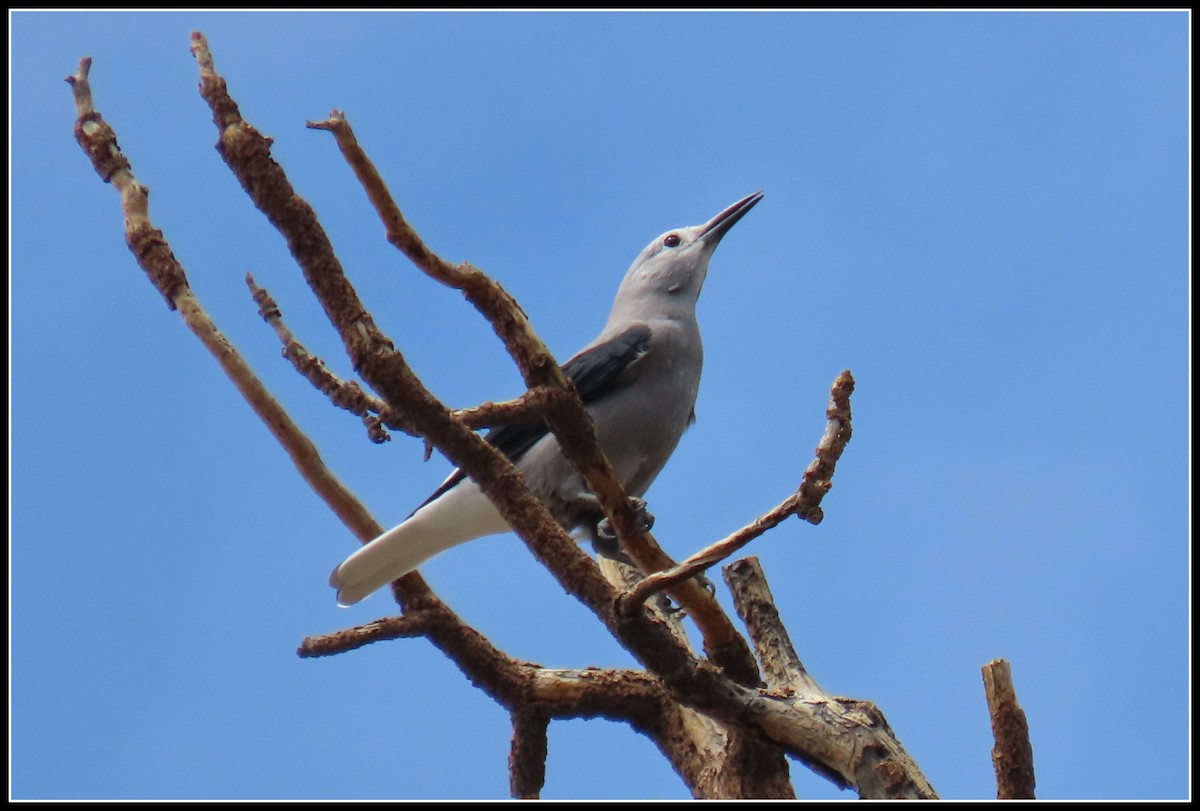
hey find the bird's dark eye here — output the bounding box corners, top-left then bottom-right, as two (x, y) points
(663, 234), (681, 248)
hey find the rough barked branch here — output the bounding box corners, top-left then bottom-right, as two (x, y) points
(983, 659), (1036, 799)
(247, 273), (405, 444)
(623, 370), (854, 612)
(66, 56), (380, 547)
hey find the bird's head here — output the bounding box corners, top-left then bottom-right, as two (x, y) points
(611, 191), (763, 315)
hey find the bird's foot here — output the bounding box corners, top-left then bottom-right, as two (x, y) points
(592, 498), (654, 563)
(655, 573), (717, 615)
(595, 498), (654, 543)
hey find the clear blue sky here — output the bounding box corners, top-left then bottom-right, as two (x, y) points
(10, 10), (1190, 801)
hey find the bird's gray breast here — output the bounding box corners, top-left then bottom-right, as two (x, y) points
(515, 317), (702, 528)
(581, 318), (702, 496)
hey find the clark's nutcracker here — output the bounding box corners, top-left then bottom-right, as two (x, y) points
(330, 191), (763, 605)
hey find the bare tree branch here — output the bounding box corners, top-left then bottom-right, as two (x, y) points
(723, 557), (822, 697)
(528, 667), (662, 710)
(297, 614), (429, 657)
(66, 56), (379, 546)
(188, 42), (799, 795)
(509, 706), (550, 799)
(246, 273), (410, 443)
(724, 558), (938, 799)
(451, 388), (560, 432)
(983, 659), (1036, 799)
(413, 390), (563, 462)
(624, 370), (854, 611)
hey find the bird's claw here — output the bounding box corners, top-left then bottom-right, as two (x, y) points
(655, 573), (716, 615)
(593, 498), (655, 563)
(596, 498), (655, 543)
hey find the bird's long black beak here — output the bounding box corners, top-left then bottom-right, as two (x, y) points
(699, 190), (764, 245)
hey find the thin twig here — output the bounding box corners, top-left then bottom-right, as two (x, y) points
(623, 371), (854, 612)
(298, 614), (430, 657)
(424, 389), (561, 460)
(453, 388), (560, 432)
(247, 273), (419, 443)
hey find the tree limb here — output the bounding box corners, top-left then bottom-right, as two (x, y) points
(66, 56), (379, 546)
(983, 659), (1036, 799)
(724, 557), (938, 799)
(185, 35), (900, 798)
(187, 40), (797, 795)
(246, 273), (408, 443)
(623, 370), (854, 612)
(509, 706), (550, 799)
(188, 33), (622, 618)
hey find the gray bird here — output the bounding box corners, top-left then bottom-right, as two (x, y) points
(330, 191), (763, 605)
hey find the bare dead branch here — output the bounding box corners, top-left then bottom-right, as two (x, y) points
(509, 706), (550, 799)
(69, 60), (183, 308)
(719, 559), (936, 799)
(71, 51), (536, 722)
(304, 112), (644, 541)
(421, 389), (561, 461)
(623, 370), (855, 611)
(246, 272), (423, 443)
(71, 53), (533, 747)
(724, 557), (844, 790)
(188, 33), (628, 619)
(188, 54), (751, 780)
(298, 614), (429, 657)
(306, 110), (562, 389)
(453, 388), (560, 432)
(723, 557), (821, 696)
(189, 43), (799, 795)
(524, 665), (794, 800)
(517, 668), (740, 799)
(71, 42), (730, 798)
(529, 667), (661, 711)
(983, 659), (1036, 799)
(67, 56), (380, 546)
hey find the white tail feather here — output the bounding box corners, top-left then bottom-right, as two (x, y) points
(329, 480), (509, 605)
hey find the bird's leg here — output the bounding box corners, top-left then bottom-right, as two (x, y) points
(594, 497), (655, 544)
(587, 498), (713, 613)
(584, 497), (654, 564)
(589, 530), (634, 565)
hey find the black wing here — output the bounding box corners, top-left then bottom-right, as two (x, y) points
(414, 323), (653, 509)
